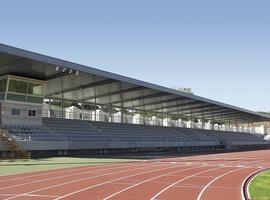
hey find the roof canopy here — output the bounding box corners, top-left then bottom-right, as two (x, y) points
(0, 43), (269, 124)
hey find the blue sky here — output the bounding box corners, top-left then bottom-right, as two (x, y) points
(0, 0), (269, 111)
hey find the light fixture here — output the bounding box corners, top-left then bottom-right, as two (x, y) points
(55, 66), (60, 71)
(75, 70), (80, 76)
(69, 69), (73, 74)
(62, 68), (67, 72)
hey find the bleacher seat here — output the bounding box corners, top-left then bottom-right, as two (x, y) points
(2, 118), (268, 146)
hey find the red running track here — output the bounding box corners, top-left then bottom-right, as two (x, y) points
(0, 149), (270, 200)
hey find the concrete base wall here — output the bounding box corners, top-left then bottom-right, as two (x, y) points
(1, 140), (269, 158)
(0, 140), (218, 151)
(0, 101), (42, 126)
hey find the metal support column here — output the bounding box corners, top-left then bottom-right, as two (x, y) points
(177, 106), (180, 127)
(189, 104), (193, 129)
(94, 87), (97, 121)
(201, 110), (205, 130)
(121, 101), (124, 123)
(120, 83), (124, 123)
(161, 97), (164, 126)
(211, 109), (214, 131)
(61, 78), (64, 119)
(49, 96), (51, 118)
(142, 90), (145, 125)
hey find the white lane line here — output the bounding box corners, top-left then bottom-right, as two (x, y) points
(197, 160), (270, 200)
(5, 163), (182, 200)
(103, 166), (202, 200)
(245, 171), (258, 200)
(0, 193), (60, 198)
(149, 167), (222, 200)
(240, 168), (267, 200)
(237, 165), (244, 168)
(0, 162), (152, 191)
(2, 151), (270, 199)
(53, 165), (192, 200)
(196, 168), (242, 200)
(0, 162), (133, 183)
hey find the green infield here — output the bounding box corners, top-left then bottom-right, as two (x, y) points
(249, 169), (270, 200)
(0, 157), (137, 176)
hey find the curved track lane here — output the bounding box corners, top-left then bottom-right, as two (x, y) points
(0, 149), (269, 200)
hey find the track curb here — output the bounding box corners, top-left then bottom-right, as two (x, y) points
(242, 168), (269, 200)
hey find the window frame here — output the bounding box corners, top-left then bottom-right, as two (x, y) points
(28, 109), (37, 117)
(4, 75), (46, 104)
(11, 108), (21, 116)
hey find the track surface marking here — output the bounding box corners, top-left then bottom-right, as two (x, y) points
(1, 149), (270, 200)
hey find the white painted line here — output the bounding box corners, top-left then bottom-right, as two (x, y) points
(0, 162), (133, 183)
(241, 168), (267, 200)
(198, 160), (270, 200)
(0, 193), (60, 198)
(103, 166), (202, 200)
(5, 164), (182, 200)
(0, 162), (153, 191)
(197, 168), (242, 200)
(150, 167), (222, 200)
(54, 165), (188, 200)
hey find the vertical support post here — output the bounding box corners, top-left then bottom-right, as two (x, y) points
(161, 105), (164, 127)
(5, 75), (10, 101)
(109, 105), (112, 122)
(189, 104), (193, 129)
(61, 78), (64, 119)
(121, 101), (124, 123)
(180, 107), (184, 128)
(49, 96), (51, 118)
(201, 110), (205, 130)
(177, 107), (179, 127)
(120, 83), (124, 123)
(82, 101), (84, 120)
(141, 89), (145, 125)
(211, 109), (214, 131)
(131, 100), (134, 125)
(81, 88), (84, 120)
(94, 88), (97, 121)
(143, 105), (145, 125)
(220, 113), (223, 131)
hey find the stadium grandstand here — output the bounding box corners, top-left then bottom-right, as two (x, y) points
(0, 43), (269, 159)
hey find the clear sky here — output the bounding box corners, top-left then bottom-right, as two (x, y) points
(0, 0), (269, 112)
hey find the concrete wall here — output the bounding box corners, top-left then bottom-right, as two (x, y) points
(0, 140), (218, 151)
(0, 101), (42, 126)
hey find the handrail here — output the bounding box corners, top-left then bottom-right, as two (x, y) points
(0, 128), (30, 159)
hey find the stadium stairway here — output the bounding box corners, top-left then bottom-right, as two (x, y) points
(0, 128), (30, 159)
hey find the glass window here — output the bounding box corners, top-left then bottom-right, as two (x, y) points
(28, 110), (37, 117)
(28, 82), (44, 96)
(8, 79), (27, 94)
(26, 96), (43, 104)
(7, 93), (26, 102)
(11, 108), (21, 116)
(0, 93), (5, 100)
(0, 78), (7, 92)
